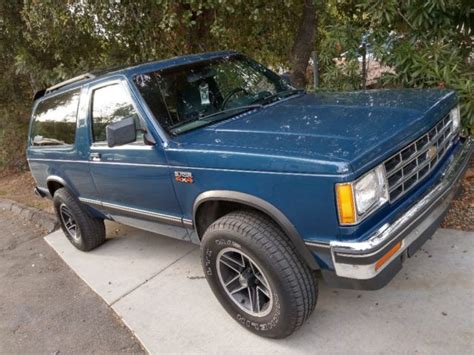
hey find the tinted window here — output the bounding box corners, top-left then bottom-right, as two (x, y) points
(91, 84), (141, 143)
(31, 90), (80, 146)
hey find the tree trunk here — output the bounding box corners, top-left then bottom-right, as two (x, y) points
(185, 6), (214, 53)
(290, 0), (317, 88)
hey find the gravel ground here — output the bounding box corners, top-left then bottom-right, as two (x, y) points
(0, 209), (144, 354)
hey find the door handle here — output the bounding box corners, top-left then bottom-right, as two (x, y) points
(89, 152), (101, 162)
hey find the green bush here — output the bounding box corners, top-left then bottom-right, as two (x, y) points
(377, 40), (473, 134)
(0, 108), (30, 173)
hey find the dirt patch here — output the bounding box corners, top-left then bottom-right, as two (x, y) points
(0, 172), (52, 212)
(441, 158), (474, 231)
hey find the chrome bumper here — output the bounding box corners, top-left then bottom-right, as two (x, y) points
(329, 137), (472, 280)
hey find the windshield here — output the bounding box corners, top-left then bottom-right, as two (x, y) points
(133, 54), (296, 135)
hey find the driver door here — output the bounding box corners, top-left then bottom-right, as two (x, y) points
(85, 78), (186, 239)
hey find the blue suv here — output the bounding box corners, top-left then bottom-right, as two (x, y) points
(27, 51), (472, 338)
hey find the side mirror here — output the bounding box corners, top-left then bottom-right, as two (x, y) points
(106, 117), (136, 147)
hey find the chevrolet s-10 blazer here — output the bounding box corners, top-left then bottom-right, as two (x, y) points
(27, 51), (472, 338)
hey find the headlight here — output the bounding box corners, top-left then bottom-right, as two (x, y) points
(336, 165), (389, 225)
(450, 105), (461, 133)
(354, 165), (388, 214)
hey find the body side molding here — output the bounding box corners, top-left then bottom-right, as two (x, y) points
(78, 197), (183, 226)
(193, 190), (319, 270)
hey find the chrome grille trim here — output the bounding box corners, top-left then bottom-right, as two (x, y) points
(384, 114), (454, 202)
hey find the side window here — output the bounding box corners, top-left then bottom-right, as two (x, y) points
(91, 84), (142, 144)
(31, 89), (80, 147)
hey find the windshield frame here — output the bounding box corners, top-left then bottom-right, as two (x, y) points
(132, 53), (295, 137)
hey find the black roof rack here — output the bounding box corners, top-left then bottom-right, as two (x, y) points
(44, 73), (96, 95)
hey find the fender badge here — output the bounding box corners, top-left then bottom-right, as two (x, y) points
(426, 145), (437, 160)
(175, 171), (193, 184)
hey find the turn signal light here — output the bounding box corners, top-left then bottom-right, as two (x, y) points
(336, 183), (356, 224)
(375, 242), (402, 271)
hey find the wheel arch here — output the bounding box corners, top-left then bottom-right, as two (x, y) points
(46, 175), (69, 197)
(193, 190), (319, 270)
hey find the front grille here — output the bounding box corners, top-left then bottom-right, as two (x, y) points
(384, 114), (454, 202)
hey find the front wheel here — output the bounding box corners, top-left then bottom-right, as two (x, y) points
(201, 210), (318, 338)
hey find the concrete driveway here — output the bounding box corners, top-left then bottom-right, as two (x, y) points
(45, 222), (474, 353)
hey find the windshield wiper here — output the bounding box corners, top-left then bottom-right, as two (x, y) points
(251, 89), (305, 106)
(198, 104), (263, 121)
(169, 104), (263, 134)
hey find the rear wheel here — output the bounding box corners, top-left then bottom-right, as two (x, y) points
(53, 188), (106, 251)
(201, 210), (318, 338)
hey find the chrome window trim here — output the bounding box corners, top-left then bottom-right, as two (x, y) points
(90, 144), (155, 151)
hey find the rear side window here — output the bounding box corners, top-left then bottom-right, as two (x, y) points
(91, 84), (141, 143)
(31, 89), (80, 146)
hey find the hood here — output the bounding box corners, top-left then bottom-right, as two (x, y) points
(169, 89), (456, 175)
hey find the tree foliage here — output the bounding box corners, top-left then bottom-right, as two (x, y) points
(362, 0), (473, 130)
(0, 0), (472, 172)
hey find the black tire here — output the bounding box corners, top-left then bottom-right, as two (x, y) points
(53, 188), (106, 251)
(201, 210), (318, 338)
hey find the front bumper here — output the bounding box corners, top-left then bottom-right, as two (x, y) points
(309, 137), (472, 290)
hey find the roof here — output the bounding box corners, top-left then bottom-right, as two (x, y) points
(34, 50), (239, 100)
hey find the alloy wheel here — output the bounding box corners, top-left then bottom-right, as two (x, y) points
(59, 203), (79, 241)
(216, 247), (273, 317)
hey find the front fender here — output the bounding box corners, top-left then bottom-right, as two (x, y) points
(193, 190), (319, 270)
